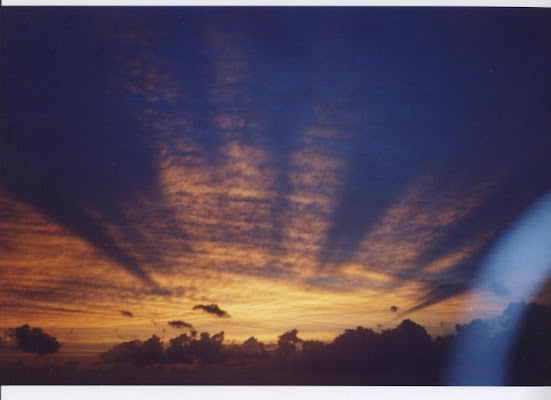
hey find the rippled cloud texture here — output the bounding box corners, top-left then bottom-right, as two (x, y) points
(1, 8), (551, 346)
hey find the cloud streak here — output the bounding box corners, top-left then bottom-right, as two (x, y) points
(192, 304), (230, 318)
(167, 320), (194, 330)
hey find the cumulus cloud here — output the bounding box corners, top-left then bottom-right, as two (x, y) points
(192, 331), (226, 363)
(192, 304), (230, 318)
(104, 329), (272, 368)
(167, 320), (194, 330)
(240, 336), (268, 357)
(448, 300), (551, 385)
(164, 333), (195, 364)
(120, 310), (133, 317)
(163, 331), (227, 364)
(222, 336), (271, 362)
(299, 318), (434, 374)
(29, 301), (551, 385)
(11, 324), (60, 356)
(276, 329), (303, 358)
(102, 335), (164, 366)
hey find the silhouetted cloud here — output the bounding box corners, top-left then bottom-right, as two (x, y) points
(276, 329), (303, 359)
(238, 336), (269, 359)
(192, 304), (229, 318)
(5, 301), (551, 385)
(278, 329), (302, 344)
(390, 305), (399, 312)
(164, 331), (227, 364)
(191, 331), (227, 363)
(164, 332), (195, 364)
(167, 320), (194, 330)
(102, 335), (164, 366)
(120, 310), (133, 318)
(104, 329), (270, 367)
(102, 329), (231, 366)
(294, 318), (436, 377)
(10, 324), (60, 356)
(447, 300), (551, 385)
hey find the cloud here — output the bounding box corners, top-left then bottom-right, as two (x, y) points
(1, 10), (195, 289)
(105, 330), (270, 367)
(191, 331), (227, 363)
(3, 8), (551, 357)
(101, 335), (164, 366)
(390, 305), (399, 312)
(120, 310), (133, 317)
(11, 324), (60, 356)
(278, 329), (303, 344)
(102, 329), (230, 366)
(192, 304), (230, 318)
(298, 319), (433, 374)
(239, 336), (269, 358)
(447, 300), (551, 385)
(164, 331), (227, 364)
(167, 320), (194, 330)
(164, 333), (195, 364)
(276, 329), (303, 358)
(12, 301), (551, 385)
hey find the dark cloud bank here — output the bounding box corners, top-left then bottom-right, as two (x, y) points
(2, 301), (550, 385)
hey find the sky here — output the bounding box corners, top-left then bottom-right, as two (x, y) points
(1, 7), (551, 355)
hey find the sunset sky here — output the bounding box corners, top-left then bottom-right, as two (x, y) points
(1, 7), (551, 357)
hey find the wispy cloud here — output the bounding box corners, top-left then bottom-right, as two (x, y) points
(167, 320), (194, 330)
(192, 304), (230, 318)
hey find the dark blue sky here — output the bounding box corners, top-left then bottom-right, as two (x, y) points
(2, 7), (551, 314)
